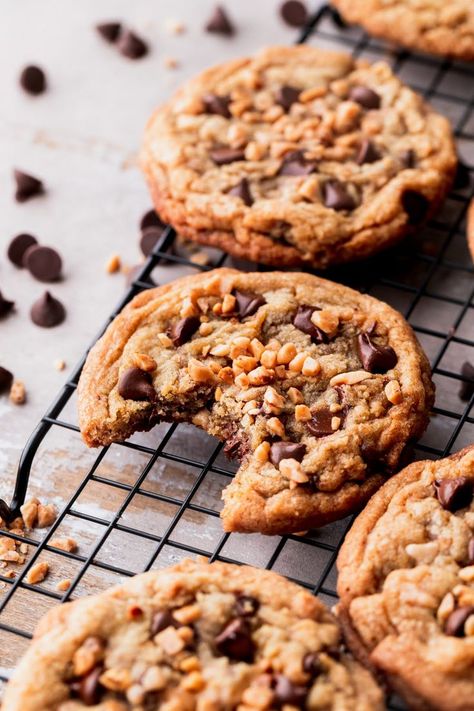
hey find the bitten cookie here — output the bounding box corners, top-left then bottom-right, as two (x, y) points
(78, 268), (434, 535)
(332, 0), (474, 63)
(2, 559), (385, 710)
(141, 45), (456, 269)
(337, 445), (474, 711)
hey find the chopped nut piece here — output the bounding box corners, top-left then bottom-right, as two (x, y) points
(192, 409), (210, 429)
(180, 297), (198, 318)
(56, 578), (71, 592)
(20, 500), (39, 529)
(181, 671), (205, 692)
(263, 386), (285, 410)
(164, 18), (186, 34)
(54, 359), (66, 371)
(215, 386), (223, 402)
(0, 538), (16, 555)
(255, 441), (271, 463)
(230, 337), (251, 359)
(302, 356), (320, 377)
(26, 561), (49, 585)
(295, 404), (311, 421)
(132, 353), (157, 372)
(156, 626), (186, 655)
(50, 537), (77, 553)
(385, 380), (403, 405)
(331, 416), (341, 431)
(218, 367), (234, 384)
(288, 352), (307, 372)
(173, 603), (201, 625)
(248, 366), (274, 386)
(199, 322), (213, 336)
(106, 254), (121, 274)
(279, 458), (309, 484)
(243, 399), (258, 413)
(277, 343), (297, 365)
(73, 636), (105, 676)
(188, 359), (214, 383)
(266, 338), (281, 352)
(235, 373), (250, 388)
(222, 294), (236, 314)
(266, 417), (285, 438)
(242, 684), (274, 708)
(37, 503), (57, 528)
(142, 666), (167, 691)
(210, 344), (230, 357)
(260, 350), (277, 368)
(330, 370), (372, 386)
(459, 566), (474, 583)
(157, 333), (173, 348)
(311, 309), (339, 336)
(10, 380), (26, 405)
(100, 667), (132, 692)
(179, 656), (201, 673)
(288, 387), (304, 404)
(234, 356), (258, 373)
(249, 338), (265, 359)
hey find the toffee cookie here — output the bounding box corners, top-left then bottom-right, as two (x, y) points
(332, 0), (474, 63)
(141, 46), (456, 269)
(2, 559), (384, 711)
(78, 268), (433, 534)
(337, 445), (474, 711)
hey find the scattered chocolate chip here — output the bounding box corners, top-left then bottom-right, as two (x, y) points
(273, 674), (307, 707)
(140, 209), (164, 232)
(468, 537), (474, 565)
(445, 605), (474, 637)
(357, 332), (397, 373)
(235, 595), (260, 617)
(293, 305), (328, 343)
(0, 291), (14, 319)
(0, 367), (14, 394)
(151, 609), (179, 635)
(72, 666), (103, 705)
(356, 139), (380, 165)
(278, 150), (317, 177)
(269, 441), (306, 466)
(276, 85), (300, 112)
(24, 245), (62, 282)
(349, 85), (381, 110)
(19, 65), (46, 95)
(205, 5), (235, 35)
(215, 617), (254, 661)
(233, 290), (266, 319)
(117, 30), (148, 59)
(279, 0), (308, 27)
(167, 316), (200, 347)
(399, 149), (416, 168)
(7, 233), (38, 267)
(30, 291), (66, 328)
(118, 367), (155, 401)
(454, 161), (470, 190)
(229, 178), (253, 206)
(140, 226), (164, 257)
(14, 169), (44, 203)
(435, 477), (473, 512)
(324, 181), (356, 211)
(307, 408), (334, 438)
(96, 21), (122, 43)
(210, 147), (245, 165)
(459, 362), (474, 402)
(302, 652), (323, 677)
(203, 93), (231, 118)
(402, 190), (429, 225)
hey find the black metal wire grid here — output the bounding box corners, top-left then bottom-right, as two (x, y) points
(0, 5), (473, 708)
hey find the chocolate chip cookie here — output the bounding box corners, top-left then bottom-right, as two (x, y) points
(78, 268), (433, 534)
(141, 46), (457, 269)
(332, 0), (474, 62)
(2, 559), (385, 711)
(337, 445), (474, 711)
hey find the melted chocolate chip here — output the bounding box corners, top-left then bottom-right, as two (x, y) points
(273, 675), (307, 707)
(96, 22), (122, 43)
(233, 290), (266, 319)
(468, 537), (474, 565)
(280, 0), (308, 27)
(203, 93), (231, 118)
(324, 181), (356, 211)
(30, 291), (66, 328)
(151, 609), (179, 635)
(235, 595), (260, 617)
(458, 362), (474, 402)
(434, 477), (473, 512)
(210, 147), (245, 165)
(278, 150), (317, 177)
(140, 226), (164, 257)
(360, 441), (385, 472)
(293, 305), (328, 343)
(205, 5), (235, 35)
(276, 85), (300, 112)
(402, 190), (429, 225)
(229, 178), (253, 206)
(118, 367), (155, 401)
(445, 605), (474, 637)
(307, 408), (334, 438)
(23, 245), (62, 282)
(356, 139), (380, 165)
(400, 149), (416, 168)
(357, 332), (397, 373)
(14, 169), (44, 202)
(303, 652), (323, 677)
(19, 65), (46, 95)
(215, 618), (254, 662)
(0, 291), (14, 319)
(140, 209), (164, 232)
(7, 233), (38, 267)
(349, 85), (381, 110)
(0, 367), (13, 394)
(73, 666), (103, 705)
(167, 316), (200, 347)
(117, 30), (148, 59)
(269, 441), (306, 466)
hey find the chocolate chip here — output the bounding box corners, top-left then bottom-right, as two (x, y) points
(7, 233), (38, 267)
(279, 0), (308, 27)
(276, 85), (301, 112)
(444, 605), (474, 637)
(357, 332), (397, 373)
(117, 30), (148, 59)
(324, 181), (356, 211)
(435, 477), (473, 512)
(0, 367), (13, 394)
(14, 169), (44, 202)
(0, 291), (14, 319)
(307, 408), (334, 438)
(360, 441), (385, 471)
(210, 147), (245, 165)
(468, 537), (474, 565)
(19, 65), (46, 95)
(203, 93), (231, 118)
(273, 674), (307, 707)
(96, 22), (122, 43)
(302, 652), (323, 677)
(167, 316), (200, 347)
(454, 161), (470, 190)
(118, 367), (155, 401)
(278, 150), (317, 177)
(356, 139), (380, 165)
(293, 305), (328, 343)
(400, 149), (416, 168)
(140, 209), (164, 232)
(235, 595), (260, 617)
(215, 618), (254, 661)
(140, 226), (164, 257)
(73, 666), (103, 705)
(233, 290), (266, 319)
(349, 86), (381, 110)
(30, 291), (66, 328)
(402, 190), (429, 225)
(269, 442), (306, 466)
(459, 362), (474, 402)
(24, 245), (62, 282)
(151, 609), (179, 635)
(229, 178), (253, 206)
(205, 5), (235, 35)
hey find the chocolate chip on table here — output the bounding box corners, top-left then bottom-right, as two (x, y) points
(7, 233), (38, 267)
(435, 477), (473, 512)
(71, 666), (103, 705)
(307, 407), (335, 438)
(0, 367), (14, 394)
(167, 316), (200, 347)
(203, 93), (231, 118)
(210, 147), (245, 165)
(278, 150), (316, 177)
(270, 441), (306, 466)
(140, 227), (164, 257)
(117, 30), (148, 59)
(24, 245), (62, 282)
(276, 85), (300, 112)
(401, 190), (429, 225)
(273, 674), (307, 706)
(357, 331), (397, 373)
(118, 367), (155, 401)
(0, 291), (14, 319)
(205, 5), (235, 35)
(459, 362), (474, 402)
(19, 65), (46, 95)
(151, 609), (179, 635)
(279, 0), (308, 27)
(215, 617), (254, 661)
(349, 85), (381, 110)
(235, 595), (260, 617)
(324, 181), (356, 211)
(444, 605), (474, 637)
(293, 305), (328, 343)
(30, 291), (66, 328)
(356, 139), (380, 165)
(96, 21), (122, 43)
(233, 290), (266, 319)
(302, 652), (323, 677)
(140, 209), (164, 232)
(14, 169), (44, 202)
(229, 178), (253, 206)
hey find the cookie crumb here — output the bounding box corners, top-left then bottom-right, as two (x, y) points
(164, 56), (179, 70)
(56, 578), (71, 591)
(9, 380), (26, 405)
(50, 537), (77, 553)
(26, 561), (49, 585)
(106, 254), (121, 274)
(164, 18), (186, 34)
(54, 359), (66, 371)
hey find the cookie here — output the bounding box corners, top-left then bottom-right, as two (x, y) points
(332, 0), (474, 63)
(467, 197), (474, 262)
(78, 268), (434, 535)
(337, 445), (474, 711)
(2, 559), (385, 711)
(141, 46), (457, 269)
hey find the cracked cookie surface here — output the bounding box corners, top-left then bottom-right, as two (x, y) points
(2, 559), (385, 711)
(141, 46), (456, 269)
(78, 268), (433, 534)
(337, 445), (474, 711)
(332, 0), (474, 62)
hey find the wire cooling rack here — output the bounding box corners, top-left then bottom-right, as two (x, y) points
(0, 5), (473, 707)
